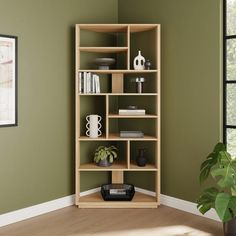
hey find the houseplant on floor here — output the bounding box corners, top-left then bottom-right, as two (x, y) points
(197, 142), (236, 236)
(94, 145), (118, 167)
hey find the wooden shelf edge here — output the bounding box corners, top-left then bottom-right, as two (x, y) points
(79, 46), (128, 53)
(78, 69), (158, 73)
(78, 93), (158, 96)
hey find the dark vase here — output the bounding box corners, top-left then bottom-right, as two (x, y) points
(144, 59), (151, 70)
(97, 159), (112, 167)
(136, 148), (148, 167)
(224, 218), (236, 236)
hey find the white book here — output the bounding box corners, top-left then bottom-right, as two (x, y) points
(83, 72), (87, 93)
(87, 72), (91, 93)
(92, 74), (96, 93)
(95, 75), (100, 93)
(79, 72), (82, 93)
(97, 75), (100, 93)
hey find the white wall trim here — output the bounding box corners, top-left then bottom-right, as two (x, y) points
(160, 194), (220, 222)
(0, 187), (220, 227)
(0, 195), (75, 227)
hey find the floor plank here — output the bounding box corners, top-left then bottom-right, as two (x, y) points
(0, 205), (223, 236)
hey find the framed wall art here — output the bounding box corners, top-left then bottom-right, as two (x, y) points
(0, 34), (17, 127)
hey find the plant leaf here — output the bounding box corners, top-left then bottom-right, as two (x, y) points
(215, 193), (236, 222)
(213, 142), (226, 153)
(197, 187), (219, 215)
(211, 151), (236, 188)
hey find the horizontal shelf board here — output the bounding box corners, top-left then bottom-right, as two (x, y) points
(78, 192), (158, 207)
(79, 134), (157, 141)
(79, 135), (107, 141)
(79, 162), (127, 171)
(79, 47), (128, 53)
(78, 24), (128, 33)
(79, 162), (158, 171)
(130, 162), (158, 171)
(78, 93), (158, 96)
(78, 69), (158, 74)
(108, 113), (158, 118)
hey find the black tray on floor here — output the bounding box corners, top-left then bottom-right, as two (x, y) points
(101, 183), (135, 201)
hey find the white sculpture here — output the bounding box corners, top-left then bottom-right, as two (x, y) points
(133, 50), (145, 70)
(86, 114), (102, 138)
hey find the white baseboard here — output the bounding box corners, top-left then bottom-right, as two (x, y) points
(160, 194), (220, 222)
(0, 195), (75, 227)
(0, 187), (220, 227)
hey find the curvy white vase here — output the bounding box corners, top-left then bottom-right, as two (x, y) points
(86, 114), (102, 138)
(133, 50), (145, 70)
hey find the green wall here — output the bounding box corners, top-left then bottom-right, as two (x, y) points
(0, 0), (222, 214)
(118, 0), (222, 202)
(0, 0), (118, 214)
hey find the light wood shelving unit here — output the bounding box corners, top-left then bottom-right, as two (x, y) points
(75, 24), (161, 208)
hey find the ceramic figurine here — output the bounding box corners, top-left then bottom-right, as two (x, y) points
(133, 50), (145, 70)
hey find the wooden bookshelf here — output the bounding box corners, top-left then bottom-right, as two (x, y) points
(75, 24), (161, 208)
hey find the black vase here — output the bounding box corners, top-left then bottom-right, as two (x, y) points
(136, 148), (148, 167)
(224, 218), (236, 236)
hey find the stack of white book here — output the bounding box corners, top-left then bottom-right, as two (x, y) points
(118, 109), (146, 115)
(78, 72), (100, 94)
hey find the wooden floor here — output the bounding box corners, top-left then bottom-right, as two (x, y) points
(0, 205), (223, 236)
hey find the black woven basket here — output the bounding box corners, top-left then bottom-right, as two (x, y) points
(101, 183), (135, 201)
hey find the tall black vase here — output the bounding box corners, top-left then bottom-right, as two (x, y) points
(136, 148), (148, 167)
(224, 218), (236, 236)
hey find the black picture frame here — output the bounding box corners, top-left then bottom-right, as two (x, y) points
(0, 34), (17, 127)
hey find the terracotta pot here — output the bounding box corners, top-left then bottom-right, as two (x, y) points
(224, 218), (236, 236)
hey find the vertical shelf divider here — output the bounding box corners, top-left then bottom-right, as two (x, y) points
(127, 140), (130, 169)
(127, 25), (130, 70)
(75, 25), (80, 204)
(156, 25), (161, 204)
(106, 95), (109, 139)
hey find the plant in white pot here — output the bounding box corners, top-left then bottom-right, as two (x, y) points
(94, 145), (118, 167)
(197, 142), (236, 236)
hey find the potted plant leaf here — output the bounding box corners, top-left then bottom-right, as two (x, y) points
(197, 142), (236, 236)
(94, 145), (118, 167)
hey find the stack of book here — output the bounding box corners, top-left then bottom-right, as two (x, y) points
(118, 109), (146, 116)
(120, 131), (144, 138)
(78, 72), (100, 94)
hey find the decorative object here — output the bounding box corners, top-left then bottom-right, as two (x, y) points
(197, 142), (236, 235)
(144, 59), (151, 70)
(94, 58), (116, 70)
(133, 50), (145, 70)
(94, 145), (118, 167)
(120, 131), (144, 138)
(0, 34), (17, 127)
(101, 184), (135, 201)
(127, 105), (138, 110)
(86, 114), (102, 138)
(135, 77), (145, 93)
(136, 148), (148, 167)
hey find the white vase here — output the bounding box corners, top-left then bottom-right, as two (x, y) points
(133, 50), (145, 70)
(86, 114), (102, 138)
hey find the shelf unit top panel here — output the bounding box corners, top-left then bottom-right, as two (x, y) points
(78, 24), (128, 33)
(78, 69), (158, 74)
(77, 24), (159, 33)
(79, 93), (158, 96)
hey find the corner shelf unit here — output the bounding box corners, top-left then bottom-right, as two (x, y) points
(75, 24), (161, 208)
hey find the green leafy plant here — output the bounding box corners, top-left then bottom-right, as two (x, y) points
(94, 145), (118, 164)
(197, 142), (236, 222)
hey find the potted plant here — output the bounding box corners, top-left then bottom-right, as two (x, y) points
(197, 142), (236, 236)
(94, 145), (118, 167)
